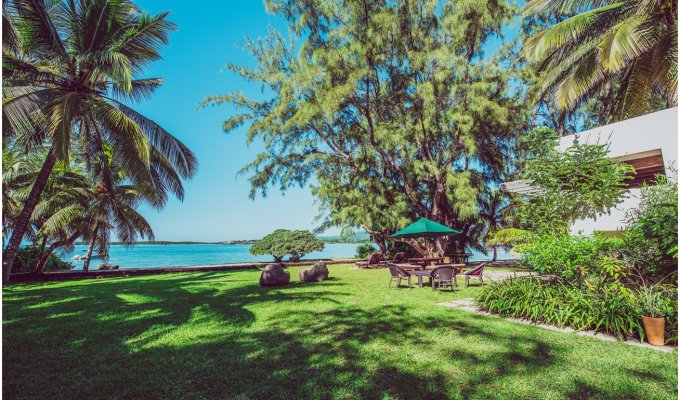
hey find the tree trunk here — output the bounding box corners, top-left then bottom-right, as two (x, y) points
(83, 225), (99, 272)
(2, 150), (57, 283)
(34, 233), (81, 273)
(492, 246), (497, 262)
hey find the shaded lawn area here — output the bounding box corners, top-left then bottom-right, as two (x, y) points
(3, 266), (677, 400)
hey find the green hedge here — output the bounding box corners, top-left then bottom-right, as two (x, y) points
(476, 277), (678, 343)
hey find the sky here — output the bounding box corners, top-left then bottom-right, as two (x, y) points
(130, 1), (336, 241)
(130, 1), (520, 242)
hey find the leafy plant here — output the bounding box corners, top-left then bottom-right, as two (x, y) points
(250, 229), (325, 262)
(518, 128), (635, 234)
(626, 172), (678, 261)
(518, 233), (623, 279)
(355, 243), (377, 259)
(477, 277), (645, 340)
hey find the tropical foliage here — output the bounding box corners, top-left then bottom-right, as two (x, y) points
(517, 233), (623, 279)
(12, 243), (73, 273)
(2, 0), (196, 280)
(517, 127), (634, 234)
(250, 229), (325, 262)
(206, 0), (526, 257)
(478, 276), (643, 340)
(523, 0), (677, 120)
(626, 172), (678, 260)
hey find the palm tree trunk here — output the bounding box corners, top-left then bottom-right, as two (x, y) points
(2, 150), (57, 283)
(492, 246), (497, 262)
(83, 225), (99, 272)
(34, 233), (80, 273)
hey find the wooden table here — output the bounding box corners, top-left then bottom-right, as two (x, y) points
(407, 257), (444, 266)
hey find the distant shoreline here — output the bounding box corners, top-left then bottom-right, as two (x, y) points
(75, 238), (372, 246)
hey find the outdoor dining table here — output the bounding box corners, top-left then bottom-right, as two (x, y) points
(408, 264), (466, 288)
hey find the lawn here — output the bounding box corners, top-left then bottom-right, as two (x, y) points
(3, 265), (677, 399)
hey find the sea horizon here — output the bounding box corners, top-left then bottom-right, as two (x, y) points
(62, 243), (517, 270)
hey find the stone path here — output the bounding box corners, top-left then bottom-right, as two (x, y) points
(438, 298), (676, 353)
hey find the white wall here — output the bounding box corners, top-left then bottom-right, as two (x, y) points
(558, 107), (678, 234)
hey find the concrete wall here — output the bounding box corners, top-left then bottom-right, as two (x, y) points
(557, 107), (678, 234)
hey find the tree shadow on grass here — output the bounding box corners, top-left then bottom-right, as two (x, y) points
(3, 271), (678, 399)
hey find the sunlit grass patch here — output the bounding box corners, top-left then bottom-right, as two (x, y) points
(3, 266), (677, 399)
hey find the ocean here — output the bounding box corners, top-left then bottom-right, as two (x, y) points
(62, 243), (516, 270)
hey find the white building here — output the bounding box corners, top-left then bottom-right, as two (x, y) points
(502, 107), (678, 235)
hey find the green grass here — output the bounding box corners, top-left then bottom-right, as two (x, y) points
(3, 265), (677, 399)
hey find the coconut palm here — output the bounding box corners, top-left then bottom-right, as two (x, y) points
(478, 189), (514, 261)
(2, 0), (197, 281)
(523, 0), (677, 120)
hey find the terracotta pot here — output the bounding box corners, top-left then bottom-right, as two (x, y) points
(642, 316), (666, 346)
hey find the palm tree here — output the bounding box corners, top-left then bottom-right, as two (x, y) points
(2, 0), (197, 282)
(523, 0), (677, 120)
(478, 189), (513, 261)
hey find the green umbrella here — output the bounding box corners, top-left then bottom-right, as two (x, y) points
(390, 218), (461, 238)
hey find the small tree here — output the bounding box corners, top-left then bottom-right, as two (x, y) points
(250, 229), (325, 262)
(519, 128), (635, 234)
(250, 229), (290, 262)
(285, 230), (325, 262)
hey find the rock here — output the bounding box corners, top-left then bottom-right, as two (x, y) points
(298, 261), (329, 282)
(259, 263), (290, 286)
(97, 263), (120, 270)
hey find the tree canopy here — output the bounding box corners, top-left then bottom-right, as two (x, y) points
(250, 229), (325, 262)
(523, 0), (677, 121)
(206, 0), (528, 257)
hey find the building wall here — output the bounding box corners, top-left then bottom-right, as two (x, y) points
(557, 107), (678, 234)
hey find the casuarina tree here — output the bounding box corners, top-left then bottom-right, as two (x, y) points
(206, 0), (527, 257)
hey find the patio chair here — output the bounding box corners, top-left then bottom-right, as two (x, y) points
(464, 262), (487, 287)
(387, 263), (412, 288)
(355, 253), (385, 268)
(431, 266), (457, 292)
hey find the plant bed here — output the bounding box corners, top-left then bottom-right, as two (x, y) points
(476, 276), (678, 344)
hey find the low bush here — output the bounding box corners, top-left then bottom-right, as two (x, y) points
(9, 245), (74, 273)
(517, 234), (623, 279)
(477, 277), (678, 343)
(355, 243), (376, 259)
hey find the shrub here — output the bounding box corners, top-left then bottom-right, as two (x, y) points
(355, 243), (376, 259)
(477, 276), (678, 344)
(625, 172), (678, 261)
(477, 277), (643, 339)
(517, 233), (623, 279)
(9, 245), (74, 273)
(518, 127), (635, 234)
(250, 229), (325, 262)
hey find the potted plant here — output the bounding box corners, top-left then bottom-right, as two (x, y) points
(637, 286), (667, 346)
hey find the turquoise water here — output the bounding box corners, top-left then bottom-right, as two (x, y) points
(63, 243), (515, 270)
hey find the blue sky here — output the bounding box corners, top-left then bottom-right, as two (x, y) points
(131, 1), (520, 242)
(131, 1), (336, 241)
